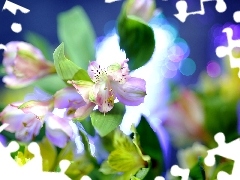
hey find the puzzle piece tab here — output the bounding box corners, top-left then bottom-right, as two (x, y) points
(174, 0), (226, 22)
(204, 132), (240, 180)
(215, 27), (240, 77)
(0, 124), (71, 180)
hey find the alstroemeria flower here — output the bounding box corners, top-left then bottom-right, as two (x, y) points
(3, 41), (56, 88)
(15, 88), (80, 148)
(54, 87), (86, 117)
(0, 103), (43, 142)
(68, 59), (146, 120)
(162, 89), (210, 147)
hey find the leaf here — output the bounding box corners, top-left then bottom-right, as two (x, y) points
(25, 31), (52, 60)
(117, 10), (155, 70)
(134, 168), (150, 179)
(38, 137), (57, 171)
(136, 116), (164, 178)
(57, 6), (96, 70)
(189, 157), (206, 180)
(33, 74), (66, 94)
(90, 103), (125, 137)
(53, 43), (91, 82)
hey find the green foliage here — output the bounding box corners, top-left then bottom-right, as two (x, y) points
(33, 74), (66, 94)
(136, 116), (164, 179)
(90, 103), (125, 137)
(117, 3), (155, 70)
(199, 93), (239, 145)
(189, 157), (206, 180)
(25, 31), (52, 60)
(57, 6), (96, 70)
(100, 127), (151, 180)
(53, 43), (91, 83)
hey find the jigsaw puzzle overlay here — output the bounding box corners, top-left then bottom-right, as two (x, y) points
(215, 27), (240, 77)
(0, 124), (71, 180)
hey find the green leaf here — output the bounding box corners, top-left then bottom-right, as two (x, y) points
(38, 138), (57, 171)
(25, 31), (52, 60)
(57, 6), (96, 69)
(90, 103), (125, 137)
(189, 157), (206, 180)
(33, 74), (66, 94)
(136, 116), (164, 179)
(117, 10), (155, 70)
(53, 43), (91, 82)
(134, 168), (150, 179)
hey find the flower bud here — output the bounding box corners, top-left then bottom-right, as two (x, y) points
(3, 41), (55, 88)
(126, 0), (156, 22)
(162, 89), (210, 147)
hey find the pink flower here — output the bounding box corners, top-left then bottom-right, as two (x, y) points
(0, 103), (43, 142)
(16, 87), (82, 147)
(162, 90), (210, 147)
(54, 87), (86, 117)
(2, 41), (55, 88)
(68, 60), (146, 120)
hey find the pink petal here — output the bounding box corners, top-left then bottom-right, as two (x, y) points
(74, 102), (95, 120)
(87, 61), (102, 82)
(45, 113), (73, 148)
(3, 75), (36, 89)
(112, 77), (146, 106)
(54, 87), (85, 109)
(107, 59), (130, 84)
(95, 83), (115, 113)
(15, 115), (42, 142)
(68, 80), (94, 103)
(17, 100), (52, 119)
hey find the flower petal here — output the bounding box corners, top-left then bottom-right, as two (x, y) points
(54, 87), (85, 109)
(112, 77), (146, 106)
(95, 83), (115, 113)
(87, 61), (102, 82)
(68, 80), (95, 103)
(107, 59), (130, 84)
(17, 100), (52, 119)
(74, 102), (95, 120)
(15, 115), (42, 142)
(0, 103), (28, 132)
(24, 87), (52, 102)
(45, 113), (73, 148)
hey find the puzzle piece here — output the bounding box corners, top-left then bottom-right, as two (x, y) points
(2, 0), (30, 33)
(174, 0), (227, 22)
(154, 165), (190, 180)
(0, 124), (71, 180)
(204, 132), (240, 180)
(171, 165), (190, 180)
(215, 27), (240, 77)
(233, 11), (240, 23)
(105, 0), (120, 3)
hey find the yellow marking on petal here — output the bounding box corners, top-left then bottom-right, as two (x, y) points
(23, 122), (27, 127)
(107, 95), (114, 106)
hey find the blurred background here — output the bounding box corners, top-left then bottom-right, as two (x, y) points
(1, 1), (240, 178)
(0, 0), (240, 86)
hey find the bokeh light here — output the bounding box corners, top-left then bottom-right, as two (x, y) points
(179, 58), (196, 76)
(206, 61), (221, 78)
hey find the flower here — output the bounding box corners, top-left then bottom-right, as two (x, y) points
(125, 0), (156, 22)
(2, 87), (78, 148)
(68, 59), (146, 120)
(0, 102), (43, 142)
(162, 89), (210, 147)
(2, 41), (55, 88)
